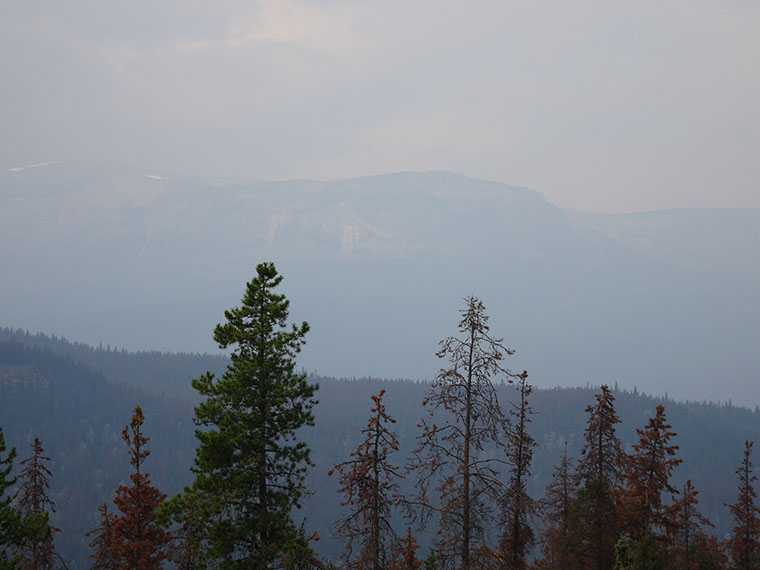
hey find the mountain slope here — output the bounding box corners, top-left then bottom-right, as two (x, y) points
(1, 161), (758, 404)
(0, 339), (198, 568)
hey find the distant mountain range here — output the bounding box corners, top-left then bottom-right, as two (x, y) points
(2, 160), (758, 404)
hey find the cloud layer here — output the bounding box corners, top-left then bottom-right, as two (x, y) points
(3, 0), (759, 212)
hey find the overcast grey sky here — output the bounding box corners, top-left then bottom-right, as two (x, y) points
(2, 1), (759, 213)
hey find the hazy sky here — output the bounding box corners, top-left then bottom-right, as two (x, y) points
(2, 1), (759, 213)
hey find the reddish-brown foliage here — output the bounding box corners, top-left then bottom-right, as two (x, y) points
(664, 480), (715, 569)
(692, 535), (729, 570)
(330, 390), (401, 570)
(727, 440), (760, 570)
(620, 404), (682, 545)
(388, 527), (421, 570)
(89, 406), (171, 570)
(407, 296), (515, 570)
(86, 503), (116, 570)
(577, 385), (623, 486)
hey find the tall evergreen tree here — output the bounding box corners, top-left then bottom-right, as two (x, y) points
(727, 440), (760, 570)
(160, 489), (204, 570)
(330, 390), (401, 570)
(13, 438), (57, 570)
(0, 430), (44, 570)
(407, 296), (514, 570)
(0, 428), (22, 569)
(576, 385), (623, 570)
(163, 262), (318, 569)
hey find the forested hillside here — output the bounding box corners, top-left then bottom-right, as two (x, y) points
(1, 329), (758, 567)
(0, 328), (228, 397)
(0, 339), (198, 568)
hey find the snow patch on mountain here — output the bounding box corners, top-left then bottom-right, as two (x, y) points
(7, 161), (60, 175)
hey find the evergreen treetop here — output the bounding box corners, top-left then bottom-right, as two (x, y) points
(13, 437), (57, 570)
(0, 428), (21, 569)
(166, 261), (319, 569)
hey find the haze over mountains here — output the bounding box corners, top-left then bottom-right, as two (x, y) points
(2, 160), (758, 405)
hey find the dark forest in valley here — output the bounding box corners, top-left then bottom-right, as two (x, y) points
(1, 324), (758, 568)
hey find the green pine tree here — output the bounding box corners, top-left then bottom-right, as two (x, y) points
(0, 428), (35, 570)
(0, 427), (20, 569)
(163, 262), (319, 569)
(13, 437), (58, 570)
(421, 550), (436, 570)
(613, 535), (631, 570)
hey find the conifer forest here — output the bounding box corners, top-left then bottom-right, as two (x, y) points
(2, 263), (760, 569)
(6, 0), (760, 567)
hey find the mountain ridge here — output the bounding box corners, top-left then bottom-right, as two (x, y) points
(1, 161), (757, 405)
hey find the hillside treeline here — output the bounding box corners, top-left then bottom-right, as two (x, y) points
(1, 265), (759, 568)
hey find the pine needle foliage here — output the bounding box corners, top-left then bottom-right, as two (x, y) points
(0, 428), (22, 569)
(164, 262), (319, 569)
(13, 437), (57, 570)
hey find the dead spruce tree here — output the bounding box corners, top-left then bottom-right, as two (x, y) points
(330, 390), (402, 570)
(496, 371), (536, 570)
(407, 296), (516, 570)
